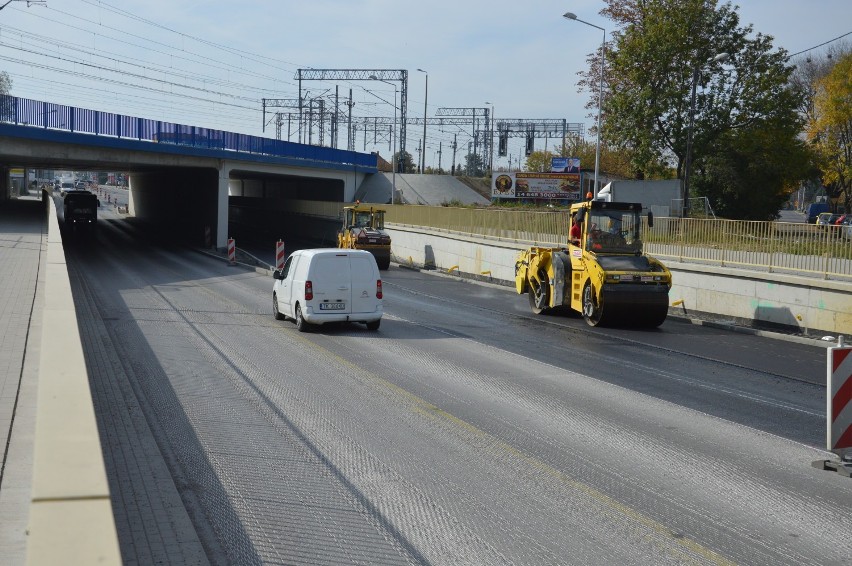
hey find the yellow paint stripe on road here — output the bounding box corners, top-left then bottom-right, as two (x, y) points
(311, 335), (737, 566)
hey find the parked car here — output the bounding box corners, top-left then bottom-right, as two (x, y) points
(839, 215), (852, 240)
(807, 202), (830, 223)
(58, 181), (77, 196)
(272, 249), (383, 332)
(816, 212), (842, 230)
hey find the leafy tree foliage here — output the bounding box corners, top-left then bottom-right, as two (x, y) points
(464, 152), (485, 177)
(695, 121), (813, 220)
(524, 150), (557, 173)
(579, 0), (811, 218)
(0, 72), (11, 121)
(0, 71), (11, 95)
(525, 138), (646, 179)
(393, 150), (416, 173)
(807, 51), (852, 213)
(789, 44), (851, 211)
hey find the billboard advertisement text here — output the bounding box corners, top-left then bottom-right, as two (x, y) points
(492, 172), (582, 200)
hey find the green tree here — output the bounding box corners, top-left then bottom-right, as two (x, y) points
(394, 150), (416, 173)
(524, 139), (644, 179)
(0, 71), (11, 95)
(555, 136), (655, 180)
(524, 150), (557, 172)
(464, 152), (485, 177)
(580, 0), (808, 217)
(0, 71), (12, 121)
(807, 51), (852, 213)
(695, 120), (813, 219)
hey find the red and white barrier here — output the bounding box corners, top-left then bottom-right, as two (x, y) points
(276, 239), (286, 270)
(828, 345), (852, 455)
(227, 237), (236, 265)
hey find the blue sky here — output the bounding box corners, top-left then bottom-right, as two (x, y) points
(1, 0), (850, 170)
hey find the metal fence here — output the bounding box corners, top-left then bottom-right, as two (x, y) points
(379, 205), (852, 281)
(646, 217), (852, 280)
(0, 94), (377, 169)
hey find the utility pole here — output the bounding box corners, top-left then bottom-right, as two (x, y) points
(308, 98), (313, 146)
(319, 98), (325, 146)
(275, 112), (283, 140)
(437, 141), (443, 172)
(332, 86), (339, 149)
(347, 89), (354, 151)
(417, 139), (422, 173)
(451, 134), (457, 176)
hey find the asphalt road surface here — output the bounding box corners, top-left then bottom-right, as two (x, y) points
(61, 211), (851, 565)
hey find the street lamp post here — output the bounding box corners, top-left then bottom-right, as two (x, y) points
(369, 76), (398, 205)
(683, 52), (729, 217)
(417, 68), (428, 174)
(563, 11), (605, 199)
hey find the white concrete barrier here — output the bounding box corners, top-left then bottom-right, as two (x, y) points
(27, 200), (121, 565)
(387, 224), (852, 337)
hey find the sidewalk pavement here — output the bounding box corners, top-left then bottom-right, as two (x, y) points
(0, 195), (209, 565)
(0, 196), (46, 565)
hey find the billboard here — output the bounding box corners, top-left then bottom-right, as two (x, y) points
(551, 157), (580, 173)
(492, 172), (582, 200)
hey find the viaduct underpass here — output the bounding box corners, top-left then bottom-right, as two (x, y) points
(0, 120), (377, 249)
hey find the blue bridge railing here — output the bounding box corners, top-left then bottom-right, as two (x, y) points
(0, 94), (377, 169)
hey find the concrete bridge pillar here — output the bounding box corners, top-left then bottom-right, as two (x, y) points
(217, 163), (230, 250)
(0, 166), (8, 203)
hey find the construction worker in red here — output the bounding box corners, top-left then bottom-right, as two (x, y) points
(570, 213), (582, 246)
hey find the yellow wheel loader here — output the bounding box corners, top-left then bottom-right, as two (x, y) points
(338, 204), (392, 270)
(515, 201), (671, 327)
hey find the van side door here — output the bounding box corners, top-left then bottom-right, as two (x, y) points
(278, 255), (296, 316)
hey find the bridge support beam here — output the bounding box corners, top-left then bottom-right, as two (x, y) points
(217, 164), (230, 250)
(0, 166), (8, 203)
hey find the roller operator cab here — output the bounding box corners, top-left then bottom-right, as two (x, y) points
(515, 201), (672, 327)
(272, 249), (383, 332)
(337, 204), (392, 270)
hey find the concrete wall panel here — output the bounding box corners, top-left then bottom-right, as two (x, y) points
(387, 225), (852, 336)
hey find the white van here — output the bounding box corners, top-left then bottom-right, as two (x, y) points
(272, 249), (383, 332)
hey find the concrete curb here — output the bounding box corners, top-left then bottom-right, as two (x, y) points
(394, 260), (838, 348)
(27, 199), (121, 565)
(197, 246), (838, 349)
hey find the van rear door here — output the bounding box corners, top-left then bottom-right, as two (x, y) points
(350, 254), (379, 314)
(311, 253), (352, 314)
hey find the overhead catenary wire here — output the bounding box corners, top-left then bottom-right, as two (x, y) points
(0, 0), (477, 161)
(787, 29), (852, 59)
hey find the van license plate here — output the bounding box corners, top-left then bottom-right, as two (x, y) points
(320, 303), (345, 310)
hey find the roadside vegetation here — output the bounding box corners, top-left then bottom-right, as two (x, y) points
(472, 1), (851, 222)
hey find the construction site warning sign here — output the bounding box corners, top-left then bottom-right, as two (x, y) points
(828, 346), (852, 455)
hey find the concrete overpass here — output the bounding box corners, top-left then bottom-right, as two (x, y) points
(0, 95), (378, 248)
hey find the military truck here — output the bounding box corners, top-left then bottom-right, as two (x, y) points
(57, 190), (99, 231)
